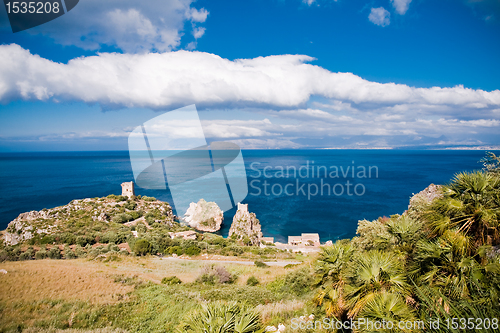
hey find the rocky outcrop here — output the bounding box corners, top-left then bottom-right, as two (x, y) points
(3, 210), (55, 245)
(228, 203), (262, 245)
(409, 184), (443, 207)
(2, 195), (176, 246)
(183, 199), (223, 232)
(405, 184), (443, 219)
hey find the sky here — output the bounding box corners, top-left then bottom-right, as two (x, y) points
(0, 0), (499, 151)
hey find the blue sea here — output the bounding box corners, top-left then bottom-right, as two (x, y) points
(0, 150), (496, 243)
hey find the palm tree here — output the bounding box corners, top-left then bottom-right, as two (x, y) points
(424, 171), (500, 248)
(344, 250), (409, 318)
(313, 240), (354, 319)
(179, 302), (264, 333)
(359, 292), (418, 333)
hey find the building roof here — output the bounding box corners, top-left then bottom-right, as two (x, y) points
(301, 233), (320, 241)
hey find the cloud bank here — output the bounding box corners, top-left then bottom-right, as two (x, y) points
(1, 44), (499, 113)
(1, 44), (499, 149)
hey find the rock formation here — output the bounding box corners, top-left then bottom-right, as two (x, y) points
(228, 203), (262, 245)
(183, 199), (223, 232)
(405, 183), (443, 219)
(2, 194), (175, 246)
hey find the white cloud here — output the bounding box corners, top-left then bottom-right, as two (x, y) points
(6, 0), (209, 53)
(193, 27), (206, 39)
(369, 7), (391, 27)
(186, 7), (209, 22)
(391, 0), (412, 15)
(302, 0), (317, 6)
(1, 44), (499, 114)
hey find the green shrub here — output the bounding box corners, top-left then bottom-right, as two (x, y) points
(123, 200), (137, 210)
(111, 213), (133, 224)
(136, 223), (147, 233)
(129, 211), (143, 220)
(35, 250), (47, 260)
(107, 243), (120, 252)
(283, 268), (313, 296)
(56, 232), (77, 245)
(74, 245), (86, 257)
(254, 260), (269, 268)
(76, 235), (94, 247)
(134, 239), (152, 256)
(142, 196), (156, 202)
(48, 247), (61, 259)
(246, 276), (259, 286)
(161, 276), (182, 285)
(168, 246), (183, 256)
(40, 234), (55, 244)
(116, 195), (128, 201)
(66, 249), (77, 259)
(185, 246), (201, 256)
(221, 245), (245, 256)
(19, 252), (31, 261)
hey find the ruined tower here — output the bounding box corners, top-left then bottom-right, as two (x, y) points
(121, 181), (135, 198)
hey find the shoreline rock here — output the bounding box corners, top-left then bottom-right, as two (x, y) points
(183, 199), (223, 232)
(228, 203), (262, 245)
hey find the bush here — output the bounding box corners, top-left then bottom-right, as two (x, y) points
(246, 276), (259, 286)
(123, 200), (137, 210)
(161, 276), (182, 285)
(168, 246), (183, 256)
(35, 250), (47, 260)
(66, 249), (77, 259)
(56, 232), (77, 245)
(75, 245), (86, 257)
(197, 265), (235, 284)
(76, 235), (94, 247)
(136, 223), (147, 233)
(134, 239), (152, 256)
(40, 234), (55, 244)
(19, 252), (31, 261)
(111, 213), (133, 224)
(129, 211), (143, 220)
(48, 247), (61, 259)
(142, 196), (156, 202)
(185, 246), (201, 256)
(254, 260), (269, 268)
(283, 268), (313, 296)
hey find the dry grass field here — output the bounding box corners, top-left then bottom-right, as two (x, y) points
(0, 255), (315, 332)
(0, 259), (134, 304)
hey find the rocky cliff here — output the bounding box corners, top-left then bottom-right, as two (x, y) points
(183, 199), (223, 232)
(405, 183), (443, 219)
(228, 203), (262, 245)
(2, 195), (175, 246)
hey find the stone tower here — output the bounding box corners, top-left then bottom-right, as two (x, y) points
(121, 181), (135, 198)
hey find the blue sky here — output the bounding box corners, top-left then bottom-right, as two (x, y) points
(0, 0), (499, 151)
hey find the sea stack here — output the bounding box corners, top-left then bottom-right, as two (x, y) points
(183, 199), (224, 232)
(228, 203), (262, 245)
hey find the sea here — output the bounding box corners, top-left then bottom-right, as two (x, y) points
(0, 150), (497, 243)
